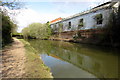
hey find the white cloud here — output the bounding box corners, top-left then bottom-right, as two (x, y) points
(0, 6), (68, 32)
(14, 9), (41, 32)
(13, 8), (68, 32)
(4, 0), (111, 32)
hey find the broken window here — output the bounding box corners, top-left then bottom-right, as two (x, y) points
(78, 18), (84, 29)
(95, 14), (103, 24)
(68, 22), (71, 29)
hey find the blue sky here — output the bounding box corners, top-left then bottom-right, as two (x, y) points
(26, 2), (99, 18)
(27, 2), (92, 14)
(9, 0), (110, 32)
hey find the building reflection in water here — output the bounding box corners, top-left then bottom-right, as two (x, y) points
(29, 40), (118, 78)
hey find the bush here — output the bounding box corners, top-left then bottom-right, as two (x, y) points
(1, 13), (17, 47)
(22, 22), (51, 39)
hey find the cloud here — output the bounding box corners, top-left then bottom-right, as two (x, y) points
(13, 8), (68, 32)
(5, 0), (111, 32)
(14, 9), (42, 32)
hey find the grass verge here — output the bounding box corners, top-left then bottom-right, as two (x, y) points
(19, 39), (53, 78)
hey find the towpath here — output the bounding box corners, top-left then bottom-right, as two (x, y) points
(2, 38), (26, 78)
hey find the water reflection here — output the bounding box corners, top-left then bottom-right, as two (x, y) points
(28, 40), (118, 78)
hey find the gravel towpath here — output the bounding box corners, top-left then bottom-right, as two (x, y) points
(2, 38), (26, 78)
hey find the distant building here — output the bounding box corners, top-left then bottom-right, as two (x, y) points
(50, 1), (119, 39)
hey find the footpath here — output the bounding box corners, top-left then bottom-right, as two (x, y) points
(2, 38), (26, 78)
(2, 38), (53, 78)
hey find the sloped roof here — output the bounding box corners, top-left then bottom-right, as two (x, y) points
(50, 17), (62, 24)
(50, 1), (117, 25)
(63, 1), (112, 21)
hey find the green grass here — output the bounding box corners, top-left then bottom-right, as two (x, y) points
(19, 39), (53, 78)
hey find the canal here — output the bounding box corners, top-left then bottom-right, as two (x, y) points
(28, 40), (118, 78)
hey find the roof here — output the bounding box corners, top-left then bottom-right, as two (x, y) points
(50, 17), (62, 24)
(92, 1), (111, 9)
(62, 1), (112, 21)
(50, 1), (117, 25)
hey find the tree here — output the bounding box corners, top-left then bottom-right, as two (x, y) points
(0, 0), (23, 47)
(22, 22), (52, 39)
(0, 0), (23, 10)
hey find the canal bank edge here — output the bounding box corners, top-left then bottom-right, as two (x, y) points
(19, 39), (53, 78)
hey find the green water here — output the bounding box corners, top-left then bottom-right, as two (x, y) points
(28, 40), (118, 78)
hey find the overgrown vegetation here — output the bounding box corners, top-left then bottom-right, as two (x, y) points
(58, 23), (63, 32)
(72, 4), (120, 47)
(22, 22), (51, 39)
(0, 0), (22, 47)
(94, 14), (103, 24)
(78, 18), (84, 29)
(51, 24), (57, 33)
(82, 5), (120, 47)
(1, 12), (17, 47)
(103, 5), (120, 47)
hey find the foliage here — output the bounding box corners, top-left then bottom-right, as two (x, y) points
(78, 23), (83, 26)
(78, 23), (84, 29)
(68, 22), (71, 29)
(73, 34), (78, 40)
(73, 31), (85, 40)
(78, 19), (84, 29)
(105, 4), (120, 47)
(22, 22), (52, 39)
(94, 14), (102, 20)
(1, 0), (23, 47)
(0, 0), (23, 10)
(12, 32), (22, 36)
(51, 24), (58, 33)
(89, 5), (120, 47)
(68, 25), (71, 29)
(1, 12), (17, 47)
(58, 23), (63, 32)
(94, 14), (103, 24)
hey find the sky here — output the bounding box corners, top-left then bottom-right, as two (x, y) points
(7, 0), (110, 32)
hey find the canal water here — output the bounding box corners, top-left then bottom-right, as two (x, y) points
(28, 40), (118, 78)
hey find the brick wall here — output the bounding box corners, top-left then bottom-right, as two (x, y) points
(52, 29), (105, 39)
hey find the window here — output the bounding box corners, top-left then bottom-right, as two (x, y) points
(78, 18), (84, 29)
(68, 22), (71, 29)
(95, 14), (103, 24)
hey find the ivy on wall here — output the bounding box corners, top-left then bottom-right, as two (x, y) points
(78, 18), (84, 29)
(94, 14), (103, 24)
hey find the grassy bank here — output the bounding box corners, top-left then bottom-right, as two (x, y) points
(19, 39), (53, 78)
